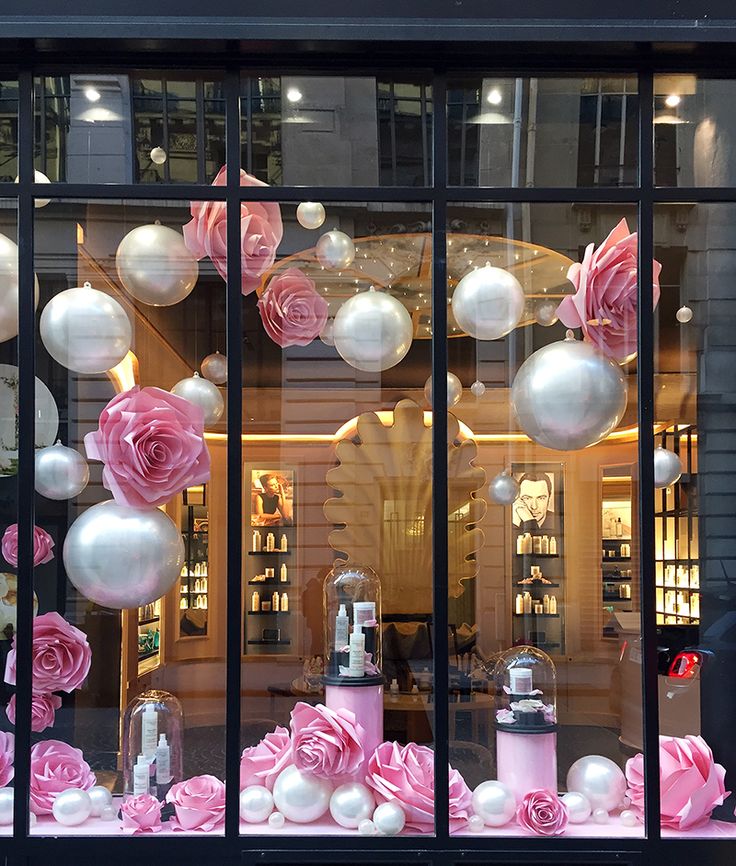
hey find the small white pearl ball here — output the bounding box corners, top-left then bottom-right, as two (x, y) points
(240, 785), (274, 823)
(593, 808), (610, 824)
(150, 147), (167, 165)
(372, 801), (406, 837)
(268, 810), (285, 829)
(620, 809), (638, 827)
(52, 788), (93, 827)
(470, 380), (486, 398)
(100, 804), (117, 822)
(676, 305), (693, 324)
(358, 818), (377, 836)
(468, 814), (485, 832)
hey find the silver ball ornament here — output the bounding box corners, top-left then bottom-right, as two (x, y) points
(35, 442), (90, 500)
(358, 818), (377, 836)
(654, 447), (682, 489)
(470, 380), (486, 398)
(372, 801), (406, 836)
(676, 305), (693, 324)
(535, 300), (559, 327)
(333, 289), (413, 372)
(329, 783), (375, 829)
(297, 201), (326, 230)
(566, 755), (626, 813)
(200, 351), (228, 385)
(63, 501), (185, 609)
(468, 814), (485, 833)
(471, 780), (516, 827)
(171, 373), (224, 426)
(315, 229), (355, 270)
(116, 223), (198, 306)
(0, 364), (59, 475)
(561, 791), (592, 824)
(240, 785), (274, 823)
(0, 232), (40, 343)
(150, 146), (167, 165)
(511, 331), (627, 451)
(268, 811), (285, 828)
(451, 265), (525, 340)
(52, 788), (93, 827)
(272, 765), (332, 824)
(0, 787), (13, 825)
(319, 319), (335, 347)
(39, 283), (132, 374)
(87, 785), (113, 817)
(593, 808), (610, 824)
(424, 372), (462, 408)
(488, 471), (520, 506)
(14, 170), (52, 208)
(620, 809), (639, 827)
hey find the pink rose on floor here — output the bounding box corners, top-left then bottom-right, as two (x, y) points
(290, 701), (364, 779)
(6, 692), (62, 732)
(258, 268), (328, 348)
(240, 725), (292, 791)
(557, 218), (662, 362)
(626, 735), (729, 830)
(5, 611), (91, 693)
(166, 774), (226, 831)
(29, 739), (96, 814)
(84, 386), (210, 508)
(2, 524), (55, 568)
(183, 166), (283, 296)
(121, 793), (163, 834)
(517, 789), (569, 836)
(0, 731), (14, 787)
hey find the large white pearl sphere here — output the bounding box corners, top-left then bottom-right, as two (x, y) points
(87, 785), (113, 817)
(451, 265), (525, 340)
(488, 471), (520, 506)
(561, 791), (592, 824)
(63, 500), (185, 609)
(116, 223), (199, 306)
(171, 373), (224, 426)
(14, 169), (52, 207)
(240, 785), (275, 823)
(470, 380), (486, 398)
(150, 147), (167, 165)
(535, 300), (559, 327)
(676, 305), (693, 324)
(39, 283), (132, 374)
(511, 331), (627, 451)
(654, 447), (682, 489)
(333, 289), (413, 372)
(424, 372), (462, 408)
(0, 787), (13, 825)
(566, 756), (626, 813)
(0, 364), (59, 475)
(52, 788), (93, 827)
(297, 202), (326, 230)
(272, 765), (333, 824)
(200, 351), (228, 385)
(471, 780), (516, 827)
(329, 783), (375, 829)
(315, 230), (355, 270)
(35, 442), (90, 500)
(0, 232), (40, 343)
(372, 801), (406, 836)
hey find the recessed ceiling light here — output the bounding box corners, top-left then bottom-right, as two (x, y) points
(84, 87), (101, 103)
(665, 94), (681, 108)
(487, 88), (502, 106)
(286, 87), (303, 104)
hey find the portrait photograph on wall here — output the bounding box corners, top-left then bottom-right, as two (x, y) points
(512, 463), (564, 539)
(249, 468), (295, 527)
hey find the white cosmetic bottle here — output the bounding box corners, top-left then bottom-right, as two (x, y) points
(141, 704), (158, 758)
(133, 754), (150, 796)
(348, 625), (366, 677)
(334, 604), (349, 651)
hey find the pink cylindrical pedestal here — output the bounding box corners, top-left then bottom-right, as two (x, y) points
(325, 683), (383, 784)
(496, 730), (557, 803)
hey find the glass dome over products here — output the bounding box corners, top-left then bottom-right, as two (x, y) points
(122, 689), (184, 798)
(493, 645), (557, 732)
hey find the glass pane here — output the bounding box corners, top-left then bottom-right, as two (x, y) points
(0, 80), (18, 182)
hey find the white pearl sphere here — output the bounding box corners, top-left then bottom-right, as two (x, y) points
(468, 814), (485, 832)
(297, 202), (326, 230)
(39, 283), (132, 374)
(566, 755), (627, 813)
(333, 289), (413, 372)
(240, 785), (274, 823)
(593, 808), (610, 824)
(100, 804), (117, 821)
(29, 811), (37, 826)
(358, 818), (377, 836)
(272, 765), (333, 824)
(87, 785), (113, 817)
(561, 791), (592, 824)
(52, 788), (93, 827)
(654, 447), (682, 489)
(0, 233), (40, 344)
(268, 810), (285, 828)
(372, 800), (406, 836)
(620, 809), (638, 827)
(471, 780), (516, 827)
(35, 442), (90, 500)
(424, 372), (462, 408)
(451, 265), (525, 340)
(470, 380), (486, 398)
(150, 147), (167, 165)
(535, 300), (559, 327)
(200, 351), (228, 385)
(319, 319), (335, 347)
(0, 787), (13, 825)
(329, 783), (375, 829)
(676, 305), (693, 324)
(14, 170), (51, 208)
(488, 471), (520, 506)
(0, 364), (59, 475)
(315, 230), (355, 270)
(116, 223), (199, 306)
(171, 373), (224, 426)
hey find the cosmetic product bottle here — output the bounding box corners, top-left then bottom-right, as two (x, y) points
(533, 535), (542, 555)
(516, 534), (524, 555)
(353, 601), (376, 627)
(251, 591), (260, 612)
(348, 626), (366, 677)
(390, 678), (399, 696)
(180, 565), (187, 577)
(549, 537), (557, 555)
(180, 597), (187, 609)
(265, 567), (275, 580)
(280, 592), (288, 611)
(280, 563), (288, 582)
(272, 591), (280, 612)
(523, 592), (532, 615)
(141, 704), (158, 758)
(541, 535), (549, 554)
(549, 595), (557, 615)
(616, 518), (623, 537)
(202, 562), (208, 577)
(515, 593), (524, 615)
(525, 533), (534, 554)
(261, 600), (271, 612)
(134, 754), (150, 796)
(194, 563), (201, 577)
(266, 532), (275, 552)
(252, 530), (262, 552)
(155, 734), (171, 793)
(202, 576), (207, 592)
(534, 602), (543, 614)
(280, 534), (288, 552)
(543, 594), (550, 614)
(334, 604), (349, 651)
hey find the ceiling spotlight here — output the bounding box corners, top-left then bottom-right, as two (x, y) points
(286, 87), (303, 104)
(84, 87), (101, 103)
(665, 94), (681, 108)
(487, 88), (502, 106)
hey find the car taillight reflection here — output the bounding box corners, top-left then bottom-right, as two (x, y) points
(668, 650), (702, 679)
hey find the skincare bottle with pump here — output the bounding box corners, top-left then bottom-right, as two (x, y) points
(280, 534), (288, 552)
(266, 532), (275, 552)
(280, 563), (288, 582)
(252, 530), (261, 552)
(134, 754), (150, 796)
(348, 625), (366, 677)
(155, 734), (171, 794)
(334, 604), (349, 651)
(280, 592), (288, 611)
(141, 704), (158, 758)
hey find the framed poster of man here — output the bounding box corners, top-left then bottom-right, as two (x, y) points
(511, 463), (564, 538)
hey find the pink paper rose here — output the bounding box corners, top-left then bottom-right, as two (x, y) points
(2, 524), (54, 568)
(290, 701), (365, 779)
(626, 735), (729, 830)
(29, 739), (96, 814)
(258, 268), (328, 348)
(240, 725), (292, 791)
(557, 218), (662, 362)
(5, 611), (91, 694)
(166, 774), (226, 832)
(121, 793), (164, 834)
(517, 789), (568, 836)
(0, 730), (14, 787)
(6, 692), (62, 732)
(84, 386), (210, 508)
(183, 166), (283, 296)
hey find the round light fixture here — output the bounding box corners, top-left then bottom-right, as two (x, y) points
(487, 88), (503, 106)
(664, 94), (681, 108)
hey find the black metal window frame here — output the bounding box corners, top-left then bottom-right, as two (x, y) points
(1, 55), (736, 866)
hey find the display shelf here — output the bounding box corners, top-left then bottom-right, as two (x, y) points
(247, 610), (291, 616)
(603, 556), (632, 562)
(515, 552), (559, 559)
(138, 649), (158, 662)
(516, 582), (561, 588)
(513, 612), (560, 618)
(247, 580), (292, 586)
(247, 638), (291, 646)
(138, 617), (160, 627)
(247, 550), (291, 556)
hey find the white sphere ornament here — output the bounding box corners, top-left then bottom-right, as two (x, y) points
(358, 818), (377, 836)
(52, 788), (93, 827)
(424, 372), (463, 408)
(297, 201), (326, 230)
(561, 791), (592, 824)
(63, 501), (185, 609)
(471, 780), (516, 827)
(315, 229), (355, 270)
(329, 783), (375, 829)
(40, 283), (132, 374)
(0, 364), (59, 475)
(488, 471), (520, 507)
(87, 785), (113, 817)
(470, 380), (486, 398)
(535, 300), (559, 327)
(511, 331), (627, 451)
(333, 288), (413, 372)
(150, 146), (167, 165)
(0, 232), (40, 343)
(451, 264), (525, 340)
(372, 800), (406, 836)
(268, 811), (285, 828)
(676, 305), (693, 324)
(100, 804), (117, 821)
(654, 447), (682, 489)
(171, 373), (224, 426)
(35, 442), (90, 500)
(319, 319), (335, 347)
(14, 169), (51, 208)
(593, 808), (610, 825)
(468, 814), (485, 833)
(0, 787), (13, 825)
(200, 351), (228, 385)
(566, 755), (626, 813)
(272, 765), (332, 824)
(620, 809), (638, 827)
(240, 785), (274, 823)
(116, 222), (199, 306)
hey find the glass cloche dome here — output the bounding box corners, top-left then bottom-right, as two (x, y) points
(492, 645), (557, 732)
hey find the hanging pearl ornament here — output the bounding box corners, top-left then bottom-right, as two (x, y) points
(333, 288), (413, 372)
(471, 780), (516, 827)
(52, 788), (93, 827)
(0, 232), (40, 343)
(272, 765), (333, 824)
(329, 783), (375, 829)
(268, 811), (285, 829)
(451, 264), (525, 340)
(39, 283), (132, 374)
(358, 818), (377, 836)
(424, 372), (463, 408)
(0, 364), (59, 476)
(34, 442), (90, 500)
(676, 305), (693, 324)
(620, 809), (638, 827)
(150, 146), (167, 165)
(535, 300), (559, 327)
(566, 756), (626, 813)
(116, 223), (199, 306)
(488, 470), (520, 506)
(0, 787), (13, 825)
(63, 501), (185, 609)
(372, 801), (406, 836)
(171, 373), (224, 426)
(315, 229), (355, 270)
(561, 791), (592, 824)
(296, 202), (326, 230)
(87, 785), (113, 817)
(240, 785), (275, 823)
(200, 351), (228, 385)
(319, 319), (336, 347)
(470, 380), (486, 398)
(654, 447), (682, 489)
(511, 331), (627, 451)
(14, 170), (51, 208)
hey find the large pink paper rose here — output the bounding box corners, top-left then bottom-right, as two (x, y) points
(29, 739), (96, 814)
(366, 740), (473, 833)
(626, 735), (729, 830)
(0, 730), (13, 787)
(84, 386), (210, 508)
(6, 692), (62, 732)
(166, 774), (226, 832)
(240, 725), (292, 791)
(517, 789), (568, 836)
(557, 218), (662, 362)
(183, 166), (283, 296)
(5, 611), (91, 694)
(290, 701), (365, 779)
(2, 524), (54, 568)
(258, 268), (328, 348)
(121, 793), (164, 834)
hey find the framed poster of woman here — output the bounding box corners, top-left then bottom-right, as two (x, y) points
(249, 468), (295, 527)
